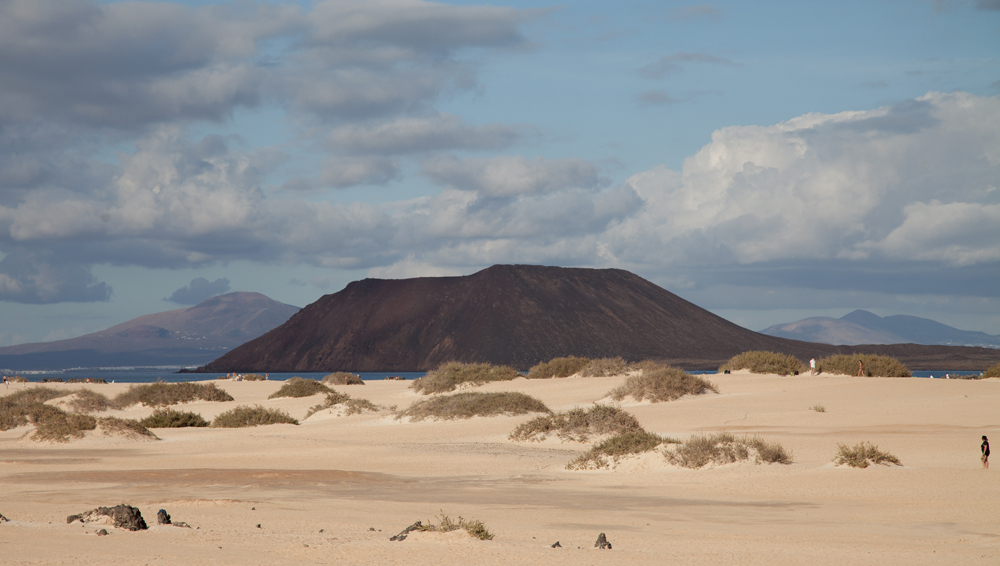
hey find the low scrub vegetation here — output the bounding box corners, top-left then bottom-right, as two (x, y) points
(834, 442), (901, 468)
(509, 405), (644, 442)
(212, 405), (299, 428)
(663, 433), (792, 468)
(66, 389), (113, 413)
(1, 388), (71, 430)
(96, 417), (158, 439)
(567, 431), (678, 470)
(242, 374), (267, 381)
(810, 404), (826, 413)
(981, 363), (1000, 378)
(610, 364), (718, 403)
(816, 354), (911, 377)
(139, 408), (209, 428)
(31, 411), (98, 442)
(527, 356), (591, 379)
(304, 391), (384, 418)
(268, 377), (332, 399)
(411, 362), (520, 394)
(397, 392), (550, 421)
(417, 511), (494, 541)
(718, 351), (807, 375)
(579, 357), (630, 377)
(114, 382), (234, 408)
(322, 372), (365, 385)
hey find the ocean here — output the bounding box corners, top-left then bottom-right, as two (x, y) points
(1, 367), (426, 383)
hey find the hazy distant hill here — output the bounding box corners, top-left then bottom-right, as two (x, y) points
(198, 265), (998, 372)
(761, 310), (1000, 348)
(0, 292), (300, 371)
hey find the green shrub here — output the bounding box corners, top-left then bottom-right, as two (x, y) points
(97, 417), (158, 439)
(139, 408), (209, 428)
(398, 392), (550, 421)
(0, 387), (71, 430)
(66, 389), (113, 413)
(718, 351), (807, 374)
(322, 372), (365, 385)
(609, 364), (718, 403)
(268, 377), (332, 399)
(212, 405), (299, 428)
(981, 363), (1000, 378)
(411, 362), (520, 394)
(579, 357), (630, 377)
(527, 356), (591, 379)
(567, 431), (677, 470)
(816, 354), (911, 377)
(509, 405), (644, 442)
(664, 433), (792, 468)
(114, 382), (234, 408)
(834, 442), (901, 468)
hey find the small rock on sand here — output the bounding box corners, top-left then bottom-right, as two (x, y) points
(67, 505), (147, 531)
(595, 532), (612, 549)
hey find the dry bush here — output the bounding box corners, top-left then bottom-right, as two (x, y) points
(0, 387), (71, 430)
(718, 351), (807, 375)
(212, 405), (299, 428)
(810, 404), (826, 413)
(610, 364), (718, 403)
(567, 431), (677, 470)
(304, 390), (353, 418)
(834, 442), (901, 468)
(664, 433), (792, 468)
(344, 398), (381, 415)
(526, 356), (591, 379)
(97, 417), (158, 439)
(397, 392), (550, 421)
(816, 354), (911, 377)
(509, 405), (644, 442)
(579, 357), (630, 377)
(30, 411), (97, 442)
(114, 382), (234, 408)
(323, 372), (365, 385)
(418, 511), (494, 541)
(268, 377), (332, 399)
(411, 362), (520, 394)
(241, 374), (267, 381)
(67, 389), (113, 413)
(981, 363), (1000, 378)
(139, 408), (209, 428)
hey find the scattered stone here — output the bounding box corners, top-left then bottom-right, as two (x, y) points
(67, 505), (147, 531)
(369, 527), (376, 531)
(319, 529), (324, 533)
(251, 507), (255, 510)
(594, 532), (612, 549)
(157, 509), (171, 525)
(96, 529), (109, 536)
(173, 521), (192, 528)
(389, 521), (423, 541)
(0, 512), (8, 523)
(551, 541), (562, 548)
(257, 524), (261, 529)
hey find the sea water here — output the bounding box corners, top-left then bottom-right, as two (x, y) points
(2, 367), (426, 383)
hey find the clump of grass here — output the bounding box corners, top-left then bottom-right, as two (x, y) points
(510, 405), (644, 442)
(139, 408), (209, 428)
(815, 354), (911, 377)
(66, 389), (113, 413)
(834, 442), (901, 468)
(810, 404), (826, 413)
(567, 431), (678, 470)
(980, 363), (999, 378)
(527, 356), (591, 379)
(97, 417), (158, 439)
(397, 392), (550, 421)
(30, 411), (98, 442)
(0, 387), (72, 430)
(718, 351), (807, 375)
(241, 374), (267, 381)
(411, 362), (520, 394)
(322, 372), (365, 385)
(664, 433), (792, 468)
(303, 390), (353, 418)
(417, 511), (494, 541)
(609, 364), (718, 403)
(113, 382), (234, 408)
(343, 398), (381, 415)
(212, 405), (299, 428)
(268, 377), (332, 399)
(579, 357), (630, 377)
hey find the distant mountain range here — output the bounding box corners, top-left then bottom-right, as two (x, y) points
(0, 292), (300, 371)
(760, 310), (1000, 348)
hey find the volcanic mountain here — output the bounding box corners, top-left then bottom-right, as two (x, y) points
(761, 310), (1000, 348)
(0, 292), (300, 371)
(199, 265), (999, 372)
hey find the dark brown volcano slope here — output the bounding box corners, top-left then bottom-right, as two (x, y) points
(201, 265), (998, 372)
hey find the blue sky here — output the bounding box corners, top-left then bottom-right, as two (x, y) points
(1, 0), (998, 347)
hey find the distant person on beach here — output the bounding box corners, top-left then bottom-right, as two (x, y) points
(810, 358), (816, 375)
(857, 360), (864, 377)
(3, 375), (7, 389)
(983, 436), (990, 469)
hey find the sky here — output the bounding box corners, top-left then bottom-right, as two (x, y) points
(1, 0), (999, 348)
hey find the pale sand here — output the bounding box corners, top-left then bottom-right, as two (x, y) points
(1, 372), (997, 565)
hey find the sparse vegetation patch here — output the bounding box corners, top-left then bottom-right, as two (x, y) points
(411, 362), (520, 394)
(67, 389), (113, 413)
(509, 405), (644, 442)
(810, 404), (826, 413)
(398, 392), (550, 421)
(416, 511), (495, 541)
(0, 387), (72, 430)
(97, 417), (158, 439)
(718, 351), (807, 375)
(139, 408), (209, 428)
(663, 433), (792, 468)
(834, 442), (901, 468)
(980, 363), (1000, 378)
(114, 382), (233, 408)
(322, 372), (365, 385)
(567, 431), (678, 470)
(212, 405), (299, 428)
(816, 354), (911, 377)
(579, 357), (630, 377)
(527, 356), (591, 379)
(30, 411), (98, 442)
(268, 377), (332, 399)
(609, 364), (718, 403)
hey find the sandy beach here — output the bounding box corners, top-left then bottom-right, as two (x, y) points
(1, 372), (997, 565)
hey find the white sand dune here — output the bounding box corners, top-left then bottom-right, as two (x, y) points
(1, 372), (997, 565)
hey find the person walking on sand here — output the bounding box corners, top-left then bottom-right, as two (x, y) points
(983, 436), (990, 469)
(857, 360), (864, 377)
(810, 358), (816, 375)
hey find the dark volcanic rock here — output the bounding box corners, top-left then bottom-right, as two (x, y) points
(389, 521), (423, 541)
(68, 505), (147, 531)
(157, 509), (171, 525)
(595, 532), (612, 549)
(199, 265), (1000, 372)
